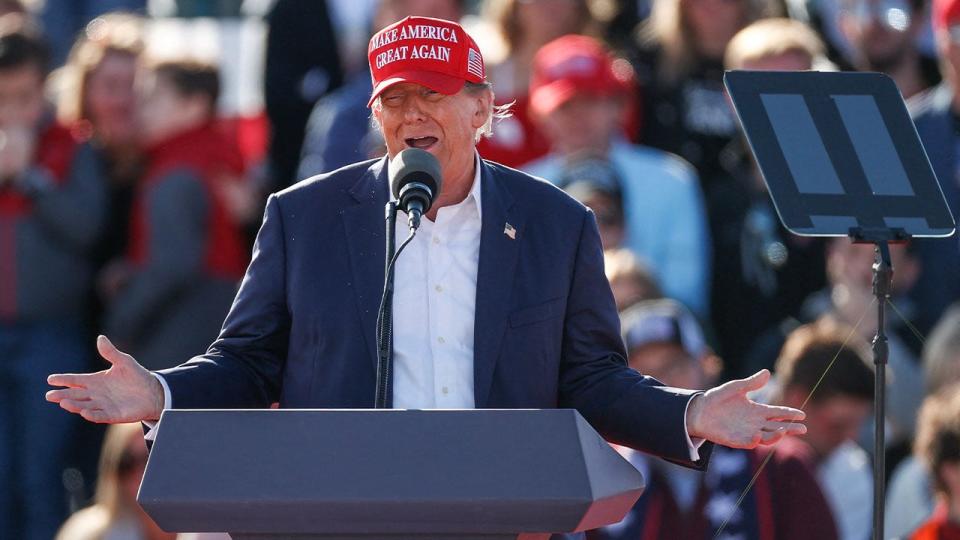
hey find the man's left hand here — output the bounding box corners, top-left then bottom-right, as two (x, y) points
(686, 369), (806, 448)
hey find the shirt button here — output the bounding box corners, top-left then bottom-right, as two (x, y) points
(433, 237), (440, 245)
(442, 386), (449, 395)
(437, 336), (445, 344)
(435, 284), (443, 293)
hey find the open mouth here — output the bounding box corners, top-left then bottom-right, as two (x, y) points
(404, 136), (438, 150)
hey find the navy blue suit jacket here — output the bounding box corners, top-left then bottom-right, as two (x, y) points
(158, 157), (709, 468)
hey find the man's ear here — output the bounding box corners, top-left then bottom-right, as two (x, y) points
(471, 89), (492, 130)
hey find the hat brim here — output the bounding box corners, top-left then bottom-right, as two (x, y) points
(367, 70), (466, 108)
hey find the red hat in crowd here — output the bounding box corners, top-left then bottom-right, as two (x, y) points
(366, 16), (485, 107)
(934, 0), (960, 30)
(529, 34), (634, 116)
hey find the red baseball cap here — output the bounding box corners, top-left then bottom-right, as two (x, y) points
(529, 34), (634, 116)
(367, 16), (485, 108)
(934, 0), (960, 30)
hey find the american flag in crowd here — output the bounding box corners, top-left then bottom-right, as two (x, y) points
(467, 48), (483, 78)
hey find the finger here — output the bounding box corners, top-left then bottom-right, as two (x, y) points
(97, 335), (131, 366)
(762, 421), (807, 435)
(757, 404), (806, 422)
(726, 369), (771, 394)
(47, 373), (94, 388)
(46, 388), (92, 403)
(58, 398), (90, 414)
(759, 427), (787, 445)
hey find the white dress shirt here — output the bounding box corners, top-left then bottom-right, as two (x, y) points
(149, 153), (700, 460)
(390, 154), (482, 409)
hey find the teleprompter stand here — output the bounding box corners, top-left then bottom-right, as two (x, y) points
(725, 70), (956, 540)
(137, 409), (645, 539)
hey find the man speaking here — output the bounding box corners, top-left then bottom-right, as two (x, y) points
(47, 17), (804, 469)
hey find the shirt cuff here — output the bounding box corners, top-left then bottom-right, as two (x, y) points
(143, 373), (173, 442)
(683, 393), (706, 462)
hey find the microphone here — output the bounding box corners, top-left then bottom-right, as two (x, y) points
(389, 148), (442, 231)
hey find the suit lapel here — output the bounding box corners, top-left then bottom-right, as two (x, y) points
(473, 161), (522, 408)
(341, 158), (389, 377)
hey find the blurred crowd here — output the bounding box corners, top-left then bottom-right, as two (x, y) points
(1, 0), (959, 539)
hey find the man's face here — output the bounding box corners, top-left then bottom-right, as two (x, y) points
(581, 192), (624, 249)
(537, 94), (622, 155)
(841, 0), (915, 70)
(0, 64), (45, 129)
(373, 82), (489, 188)
(797, 393), (872, 458)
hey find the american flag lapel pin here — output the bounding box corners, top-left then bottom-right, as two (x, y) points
(504, 222), (516, 240)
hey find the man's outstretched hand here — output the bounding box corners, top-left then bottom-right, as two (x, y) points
(47, 335), (164, 423)
(687, 369), (806, 448)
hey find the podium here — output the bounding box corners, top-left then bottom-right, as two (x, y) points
(137, 409), (645, 540)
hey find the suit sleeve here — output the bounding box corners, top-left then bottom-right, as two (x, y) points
(155, 194), (290, 409)
(558, 207), (712, 469)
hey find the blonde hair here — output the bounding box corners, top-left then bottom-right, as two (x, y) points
(724, 17), (825, 71)
(603, 248), (662, 300)
(640, 0), (779, 84)
(55, 423), (146, 540)
(53, 12), (144, 126)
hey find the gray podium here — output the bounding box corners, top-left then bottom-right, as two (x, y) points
(137, 409), (645, 540)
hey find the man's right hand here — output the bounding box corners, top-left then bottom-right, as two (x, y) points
(47, 335), (165, 423)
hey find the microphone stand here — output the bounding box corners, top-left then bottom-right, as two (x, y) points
(850, 227), (904, 540)
(870, 240), (892, 540)
(375, 201), (398, 409)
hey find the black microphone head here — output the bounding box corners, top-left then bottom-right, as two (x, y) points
(389, 148), (442, 213)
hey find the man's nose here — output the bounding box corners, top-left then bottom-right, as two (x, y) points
(402, 97), (427, 122)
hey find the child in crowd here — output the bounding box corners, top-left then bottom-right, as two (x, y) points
(102, 60), (248, 370)
(0, 14), (107, 540)
(909, 385), (960, 539)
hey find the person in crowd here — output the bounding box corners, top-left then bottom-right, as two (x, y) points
(298, 0), (463, 179)
(907, 384), (960, 539)
(886, 304), (960, 537)
(55, 423), (172, 540)
(100, 60), (248, 371)
(557, 156), (626, 250)
(604, 248), (662, 312)
(0, 14), (107, 540)
(904, 0), (960, 337)
(524, 34), (710, 318)
(48, 17), (809, 499)
(51, 9), (145, 508)
(631, 0), (780, 181)
(475, 0), (600, 168)
(770, 319), (875, 540)
(263, 0), (344, 189)
(54, 12), (144, 288)
(839, 0), (939, 98)
(709, 17), (830, 378)
(589, 299), (838, 540)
